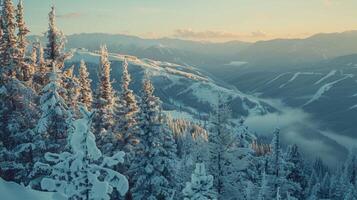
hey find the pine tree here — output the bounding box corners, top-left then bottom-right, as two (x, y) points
(36, 62), (70, 154)
(114, 58), (139, 159)
(62, 66), (80, 114)
(344, 183), (357, 200)
(269, 128), (282, 178)
(320, 172), (330, 199)
(208, 96), (238, 199)
(32, 43), (48, 92)
(16, 0), (29, 61)
(342, 149), (357, 185)
(15, 0), (31, 81)
(45, 6), (66, 66)
(0, 0), (18, 78)
(313, 157), (328, 181)
(182, 163), (217, 200)
(30, 44), (37, 65)
(36, 106), (129, 199)
(0, 78), (39, 184)
(78, 60), (93, 111)
(307, 183), (320, 200)
(93, 45), (115, 138)
(130, 79), (178, 200)
(266, 129), (301, 200)
(285, 144), (307, 199)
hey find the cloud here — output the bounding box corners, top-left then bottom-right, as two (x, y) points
(173, 29), (239, 39)
(244, 98), (350, 165)
(250, 31), (267, 38)
(57, 12), (82, 19)
(172, 29), (268, 40)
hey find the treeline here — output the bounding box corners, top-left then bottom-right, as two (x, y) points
(0, 1), (356, 200)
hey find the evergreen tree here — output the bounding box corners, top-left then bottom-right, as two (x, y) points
(16, 0), (32, 81)
(258, 172), (274, 200)
(130, 79), (178, 200)
(285, 144), (307, 199)
(342, 149), (357, 185)
(36, 106), (129, 199)
(32, 42), (49, 93)
(0, 78), (39, 184)
(320, 172), (330, 199)
(313, 157), (328, 181)
(114, 58), (140, 156)
(62, 66), (80, 114)
(344, 183), (357, 200)
(45, 6), (66, 66)
(93, 46), (115, 140)
(307, 183), (320, 200)
(0, 0), (18, 78)
(182, 163), (217, 200)
(269, 128), (282, 178)
(266, 129), (301, 199)
(208, 96), (239, 199)
(15, 0), (29, 61)
(36, 62), (70, 154)
(78, 60), (93, 111)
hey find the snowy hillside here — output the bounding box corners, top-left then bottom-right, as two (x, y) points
(0, 178), (65, 200)
(67, 49), (275, 123)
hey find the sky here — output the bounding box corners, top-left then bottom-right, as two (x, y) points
(22, 0), (357, 42)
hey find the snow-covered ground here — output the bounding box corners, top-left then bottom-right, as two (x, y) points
(0, 178), (65, 200)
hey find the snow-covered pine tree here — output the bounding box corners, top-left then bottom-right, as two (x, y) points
(36, 62), (70, 154)
(269, 128), (282, 178)
(93, 45), (115, 141)
(344, 183), (357, 200)
(16, 0), (29, 57)
(15, 0), (31, 81)
(307, 183), (320, 200)
(0, 78), (39, 184)
(130, 78), (178, 200)
(78, 60), (93, 111)
(320, 172), (330, 199)
(0, 15), (3, 64)
(45, 6), (66, 67)
(285, 144), (307, 199)
(266, 129), (301, 200)
(114, 58), (140, 156)
(208, 96), (239, 199)
(30, 44), (37, 65)
(258, 172), (274, 200)
(36, 106), (129, 199)
(182, 163), (217, 200)
(231, 117), (260, 199)
(313, 157), (329, 181)
(62, 66), (80, 115)
(0, 0), (18, 78)
(342, 148), (357, 185)
(32, 43), (48, 91)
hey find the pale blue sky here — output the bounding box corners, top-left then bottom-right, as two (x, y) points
(22, 0), (357, 42)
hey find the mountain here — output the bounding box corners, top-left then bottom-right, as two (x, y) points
(30, 31), (357, 71)
(66, 49), (273, 122)
(215, 53), (357, 143)
(232, 31), (357, 69)
(29, 33), (251, 67)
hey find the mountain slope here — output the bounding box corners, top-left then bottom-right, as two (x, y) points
(220, 54), (357, 141)
(66, 49), (274, 122)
